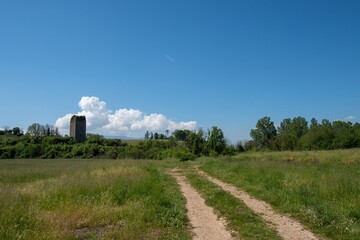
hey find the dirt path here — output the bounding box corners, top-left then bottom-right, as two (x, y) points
(168, 169), (234, 240)
(198, 170), (319, 240)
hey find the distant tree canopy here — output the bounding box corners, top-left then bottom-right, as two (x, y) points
(0, 127), (23, 136)
(12, 127), (21, 136)
(208, 126), (226, 155)
(144, 127), (229, 156)
(1, 123), (234, 160)
(250, 117), (277, 149)
(248, 116), (360, 151)
(144, 131), (167, 140)
(27, 123), (58, 137)
(2, 116), (360, 160)
(173, 129), (192, 141)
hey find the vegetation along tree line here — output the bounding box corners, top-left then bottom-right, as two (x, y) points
(248, 116), (360, 151)
(1, 116), (360, 160)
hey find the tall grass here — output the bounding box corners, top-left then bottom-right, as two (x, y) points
(201, 149), (360, 240)
(0, 159), (191, 239)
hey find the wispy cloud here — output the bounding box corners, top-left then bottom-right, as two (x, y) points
(55, 96), (197, 137)
(343, 116), (356, 121)
(165, 54), (175, 62)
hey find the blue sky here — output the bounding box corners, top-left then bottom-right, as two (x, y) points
(0, 0), (359, 142)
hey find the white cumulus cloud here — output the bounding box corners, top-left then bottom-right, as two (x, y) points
(55, 96), (197, 137)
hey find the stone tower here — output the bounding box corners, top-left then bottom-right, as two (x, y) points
(70, 115), (86, 143)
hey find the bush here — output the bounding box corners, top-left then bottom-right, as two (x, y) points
(105, 147), (119, 159)
(176, 150), (196, 161)
(0, 147), (16, 159)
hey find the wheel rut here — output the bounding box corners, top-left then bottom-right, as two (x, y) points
(168, 169), (234, 240)
(198, 170), (319, 240)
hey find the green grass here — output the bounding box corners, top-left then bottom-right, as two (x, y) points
(3, 149), (360, 239)
(186, 171), (281, 240)
(0, 159), (191, 240)
(200, 149), (360, 240)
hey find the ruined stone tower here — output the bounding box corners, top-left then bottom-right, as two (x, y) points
(70, 115), (86, 143)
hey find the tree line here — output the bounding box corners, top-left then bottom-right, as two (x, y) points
(247, 116), (360, 151)
(0, 123), (59, 137)
(172, 127), (232, 156)
(0, 123), (233, 160)
(144, 130), (169, 140)
(1, 116), (359, 160)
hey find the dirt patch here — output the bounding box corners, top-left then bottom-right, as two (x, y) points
(73, 223), (123, 239)
(168, 169), (234, 240)
(74, 226), (104, 239)
(198, 170), (319, 240)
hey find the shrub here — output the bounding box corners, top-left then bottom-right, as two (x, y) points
(176, 150), (196, 161)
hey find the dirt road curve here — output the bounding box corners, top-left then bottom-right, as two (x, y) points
(169, 169), (234, 240)
(198, 170), (319, 240)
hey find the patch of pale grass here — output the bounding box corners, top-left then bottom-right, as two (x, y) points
(90, 165), (143, 177)
(235, 148), (360, 164)
(37, 201), (124, 239)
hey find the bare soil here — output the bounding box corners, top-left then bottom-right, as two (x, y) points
(168, 169), (234, 240)
(198, 170), (319, 240)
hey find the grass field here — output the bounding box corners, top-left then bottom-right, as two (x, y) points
(1, 149), (360, 239)
(200, 149), (360, 240)
(0, 159), (191, 240)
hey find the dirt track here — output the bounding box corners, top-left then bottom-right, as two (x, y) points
(198, 170), (319, 240)
(169, 169), (233, 240)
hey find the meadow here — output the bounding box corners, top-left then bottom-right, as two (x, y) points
(1, 149), (360, 239)
(200, 149), (360, 240)
(0, 159), (191, 239)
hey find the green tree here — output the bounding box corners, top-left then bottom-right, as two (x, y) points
(291, 117), (308, 138)
(332, 121), (356, 148)
(250, 117), (277, 150)
(144, 131), (150, 140)
(154, 132), (159, 140)
(353, 123), (360, 147)
(235, 141), (245, 152)
(278, 118), (292, 135)
(173, 129), (191, 141)
(310, 118), (318, 129)
(12, 127), (21, 135)
(277, 117), (308, 150)
(278, 117), (308, 138)
(300, 119), (334, 150)
(186, 129), (205, 155)
(277, 134), (298, 150)
(44, 124), (54, 136)
(86, 134), (104, 145)
(208, 126), (226, 154)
